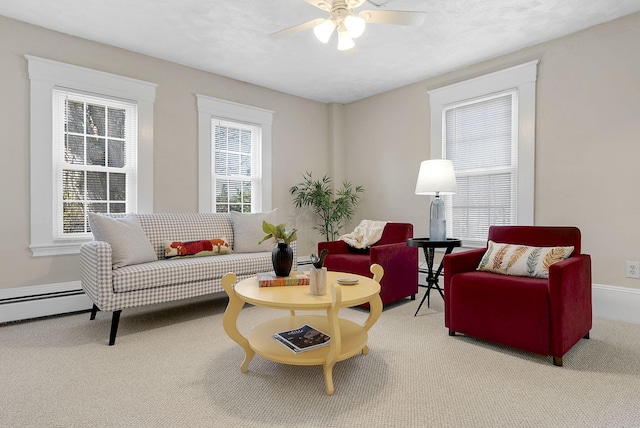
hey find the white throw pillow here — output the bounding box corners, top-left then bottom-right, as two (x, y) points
(477, 240), (574, 279)
(230, 209), (277, 253)
(88, 213), (157, 268)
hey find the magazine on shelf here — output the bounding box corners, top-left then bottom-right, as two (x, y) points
(258, 271), (310, 287)
(272, 324), (331, 353)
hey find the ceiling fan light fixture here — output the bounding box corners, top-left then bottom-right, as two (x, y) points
(344, 14), (366, 38)
(313, 19), (336, 44)
(337, 27), (355, 51)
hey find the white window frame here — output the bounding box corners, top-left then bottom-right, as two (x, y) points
(196, 94), (273, 213)
(428, 60), (538, 247)
(27, 55), (156, 256)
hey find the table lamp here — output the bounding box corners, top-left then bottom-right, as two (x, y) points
(415, 159), (457, 241)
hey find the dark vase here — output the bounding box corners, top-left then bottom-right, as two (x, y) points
(272, 242), (293, 277)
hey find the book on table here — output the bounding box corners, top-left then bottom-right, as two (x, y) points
(257, 271), (310, 287)
(273, 324), (331, 353)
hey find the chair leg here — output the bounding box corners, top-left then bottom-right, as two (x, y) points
(108, 310), (122, 346)
(90, 304), (99, 320)
(584, 332), (590, 339)
(411, 294), (416, 301)
(553, 356), (563, 367)
(449, 329), (456, 336)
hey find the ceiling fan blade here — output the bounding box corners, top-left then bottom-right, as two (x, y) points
(304, 0), (332, 12)
(269, 18), (326, 39)
(358, 10), (427, 26)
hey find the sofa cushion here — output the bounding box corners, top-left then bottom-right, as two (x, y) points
(112, 252), (273, 293)
(477, 240), (574, 279)
(230, 209), (277, 253)
(88, 213), (157, 268)
(163, 238), (232, 258)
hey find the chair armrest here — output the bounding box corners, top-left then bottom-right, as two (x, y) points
(443, 248), (485, 282)
(80, 241), (114, 310)
(317, 240), (351, 255)
(370, 242), (418, 269)
(548, 254), (592, 357)
(443, 248), (485, 327)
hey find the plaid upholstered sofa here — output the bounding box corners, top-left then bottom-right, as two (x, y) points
(80, 212), (296, 345)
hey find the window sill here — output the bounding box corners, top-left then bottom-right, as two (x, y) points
(30, 241), (90, 257)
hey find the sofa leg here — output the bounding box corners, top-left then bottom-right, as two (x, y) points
(448, 329), (456, 336)
(108, 310), (122, 346)
(411, 294), (416, 301)
(553, 356), (563, 367)
(90, 304), (99, 320)
(583, 332), (590, 339)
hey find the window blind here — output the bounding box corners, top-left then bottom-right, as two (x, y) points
(444, 91), (518, 244)
(212, 119), (261, 213)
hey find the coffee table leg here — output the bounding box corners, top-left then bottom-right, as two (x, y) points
(322, 284), (343, 395)
(221, 273), (255, 373)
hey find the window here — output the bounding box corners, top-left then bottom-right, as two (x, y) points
(53, 90), (137, 236)
(197, 95), (273, 213)
(213, 120), (261, 213)
(27, 56), (156, 256)
(429, 61), (537, 247)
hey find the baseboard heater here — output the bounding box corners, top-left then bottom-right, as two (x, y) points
(0, 281), (92, 323)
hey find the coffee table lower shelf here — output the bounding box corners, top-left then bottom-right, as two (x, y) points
(248, 314), (369, 366)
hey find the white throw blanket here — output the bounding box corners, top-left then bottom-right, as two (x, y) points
(339, 220), (389, 249)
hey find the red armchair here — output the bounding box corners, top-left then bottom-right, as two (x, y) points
(444, 226), (592, 366)
(318, 223), (418, 306)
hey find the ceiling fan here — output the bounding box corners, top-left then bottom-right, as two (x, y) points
(270, 0), (427, 51)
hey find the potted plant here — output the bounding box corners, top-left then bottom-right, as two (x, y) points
(259, 221), (297, 277)
(290, 172), (365, 241)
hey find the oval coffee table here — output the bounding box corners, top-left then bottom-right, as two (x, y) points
(221, 270), (382, 395)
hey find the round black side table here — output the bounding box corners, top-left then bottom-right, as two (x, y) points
(407, 238), (462, 316)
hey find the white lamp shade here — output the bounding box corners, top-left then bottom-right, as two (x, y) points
(344, 15), (366, 38)
(313, 19), (336, 44)
(337, 27), (355, 51)
(415, 159), (458, 195)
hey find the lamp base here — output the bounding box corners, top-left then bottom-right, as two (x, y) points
(429, 197), (446, 241)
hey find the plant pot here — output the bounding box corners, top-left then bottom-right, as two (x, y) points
(272, 242), (293, 277)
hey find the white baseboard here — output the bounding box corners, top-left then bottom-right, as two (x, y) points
(0, 281), (92, 323)
(592, 283), (640, 325)
(1, 280), (639, 325)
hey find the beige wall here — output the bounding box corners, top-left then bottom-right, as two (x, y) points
(2, 11), (639, 293)
(343, 11), (640, 290)
(0, 16), (329, 289)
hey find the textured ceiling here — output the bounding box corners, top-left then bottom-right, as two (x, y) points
(2, 0), (640, 103)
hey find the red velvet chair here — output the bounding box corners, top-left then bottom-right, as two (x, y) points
(318, 223), (418, 306)
(443, 226), (592, 366)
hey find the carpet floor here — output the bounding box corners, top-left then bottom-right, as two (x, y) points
(2, 286), (640, 427)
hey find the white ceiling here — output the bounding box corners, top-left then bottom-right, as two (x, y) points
(3, 0), (640, 104)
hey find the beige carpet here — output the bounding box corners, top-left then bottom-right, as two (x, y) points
(2, 287), (640, 428)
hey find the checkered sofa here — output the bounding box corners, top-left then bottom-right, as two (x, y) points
(80, 213), (297, 345)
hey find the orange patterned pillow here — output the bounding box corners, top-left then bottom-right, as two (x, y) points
(477, 241), (574, 279)
(163, 238), (232, 259)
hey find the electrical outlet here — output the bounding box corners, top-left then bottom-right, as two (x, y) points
(625, 261), (640, 279)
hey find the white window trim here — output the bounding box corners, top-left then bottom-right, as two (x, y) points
(428, 60), (538, 247)
(196, 94), (273, 213)
(27, 55), (156, 256)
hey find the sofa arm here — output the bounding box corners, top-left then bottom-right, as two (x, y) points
(80, 241), (115, 310)
(318, 240), (351, 255)
(548, 254), (592, 357)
